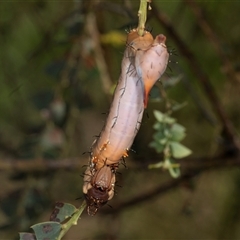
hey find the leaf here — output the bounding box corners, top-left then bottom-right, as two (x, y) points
(168, 159), (181, 178)
(170, 123), (186, 141)
(163, 116), (176, 124)
(153, 110), (175, 124)
(153, 131), (165, 141)
(100, 31), (126, 47)
(163, 128), (171, 138)
(153, 110), (164, 122)
(153, 122), (164, 130)
(50, 202), (77, 223)
(149, 141), (165, 153)
(159, 138), (168, 145)
(169, 142), (192, 158)
(31, 221), (62, 240)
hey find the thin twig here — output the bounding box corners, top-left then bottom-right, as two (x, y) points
(151, 2), (240, 152)
(1, 152), (240, 174)
(137, 0), (150, 36)
(184, 0), (240, 84)
(86, 12), (113, 95)
(180, 75), (217, 125)
(0, 158), (85, 173)
(103, 153), (240, 214)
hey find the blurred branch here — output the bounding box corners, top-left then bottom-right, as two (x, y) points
(1, 152), (240, 174)
(1, 153), (240, 215)
(96, 1), (135, 19)
(180, 75), (217, 125)
(0, 158), (86, 173)
(151, 2), (240, 151)
(184, 0), (240, 84)
(86, 12), (113, 95)
(0, 139), (20, 158)
(26, 9), (82, 63)
(103, 153), (240, 214)
(103, 171), (195, 214)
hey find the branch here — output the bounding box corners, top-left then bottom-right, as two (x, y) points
(0, 158), (86, 173)
(102, 153), (240, 214)
(184, 0), (240, 85)
(150, 2), (240, 151)
(1, 150), (239, 174)
(137, 0), (151, 36)
(86, 12), (113, 95)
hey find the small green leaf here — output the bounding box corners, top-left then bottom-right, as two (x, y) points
(153, 110), (175, 124)
(50, 202), (77, 223)
(153, 110), (164, 122)
(149, 141), (165, 153)
(163, 128), (171, 138)
(168, 159), (181, 178)
(170, 142), (192, 158)
(170, 123), (186, 141)
(159, 138), (167, 145)
(31, 221), (62, 240)
(153, 122), (164, 130)
(153, 131), (165, 141)
(172, 123), (186, 133)
(100, 31), (126, 47)
(163, 116), (176, 124)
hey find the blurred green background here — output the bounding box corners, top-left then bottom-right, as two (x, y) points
(1, 0), (240, 239)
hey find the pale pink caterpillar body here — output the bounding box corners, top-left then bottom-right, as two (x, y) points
(83, 29), (169, 215)
(90, 47), (145, 170)
(90, 29), (169, 170)
(129, 30), (169, 107)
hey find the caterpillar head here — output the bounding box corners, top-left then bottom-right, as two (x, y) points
(84, 187), (109, 216)
(83, 166), (116, 215)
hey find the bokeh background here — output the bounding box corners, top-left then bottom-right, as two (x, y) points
(1, 0), (240, 239)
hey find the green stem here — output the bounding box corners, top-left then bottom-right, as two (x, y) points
(57, 201), (87, 240)
(137, 0), (151, 36)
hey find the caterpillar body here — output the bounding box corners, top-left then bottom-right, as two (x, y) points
(129, 30), (169, 107)
(83, 29), (169, 215)
(91, 49), (145, 170)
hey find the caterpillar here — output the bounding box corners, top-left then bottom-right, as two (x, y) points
(83, 28), (169, 215)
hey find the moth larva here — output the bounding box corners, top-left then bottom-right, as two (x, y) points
(83, 29), (169, 215)
(90, 38), (146, 170)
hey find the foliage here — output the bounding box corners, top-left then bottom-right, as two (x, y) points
(19, 202), (86, 240)
(149, 110), (192, 178)
(0, 0), (240, 239)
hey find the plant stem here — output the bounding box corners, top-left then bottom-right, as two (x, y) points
(57, 201), (87, 240)
(137, 0), (151, 36)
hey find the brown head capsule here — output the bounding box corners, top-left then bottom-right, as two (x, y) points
(126, 28), (153, 51)
(83, 166), (116, 216)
